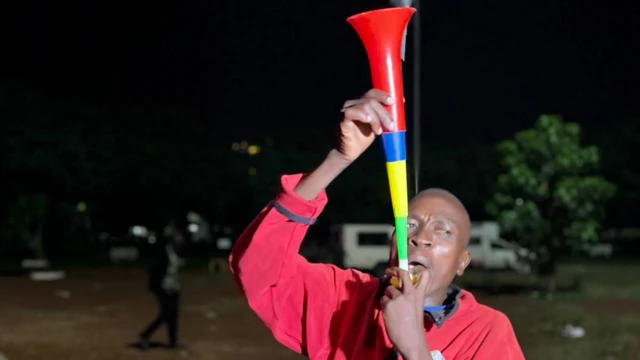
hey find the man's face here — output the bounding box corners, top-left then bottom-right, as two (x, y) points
(389, 191), (471, 299)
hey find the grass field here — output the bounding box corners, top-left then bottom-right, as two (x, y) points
(0, 262), (639, 360)
(459, 263), (640, 360)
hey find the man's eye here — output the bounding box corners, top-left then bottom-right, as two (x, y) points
(436, 229), (452, 236)
(408, 223), (417, 230)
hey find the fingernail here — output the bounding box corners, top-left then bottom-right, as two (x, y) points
(388, 97), (395, 105)
(366, 115), (372, 122)
(376, 128), (383, 135)
(389, 121), (396, 130)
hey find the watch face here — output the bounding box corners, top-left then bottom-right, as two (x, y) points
(431, 350), (445, 360)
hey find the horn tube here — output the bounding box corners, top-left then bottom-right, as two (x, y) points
(347, 7), (416, 273)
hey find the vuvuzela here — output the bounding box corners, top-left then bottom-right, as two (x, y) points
(347, 7), (416, 272)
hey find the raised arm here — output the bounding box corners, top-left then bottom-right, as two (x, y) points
(230, 151), (353, 356)
(230, 149), (349, 292)
(230, 89), (396, 356)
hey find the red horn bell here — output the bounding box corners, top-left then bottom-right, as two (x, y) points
(347, 7), (416, 132)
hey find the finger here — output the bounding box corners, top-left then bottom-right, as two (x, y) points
(367, 98), (396, 131)
(341, 99), (364, 112)
(384, 267), (401, 279)
(342, 106), (371, 124)
(343, 106), (384, 135)
(356, 102), (381, 135)
(363, 89), (395, 106)
(380, 294), (391, 308)
(342, 102), (383, 135)
(415, 268), (430, 294)
(398, 269), (414, 293)
(385, 285), (403, 299)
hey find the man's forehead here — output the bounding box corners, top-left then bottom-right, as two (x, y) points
(410, 189), (462, 208)
(409, 189), (471, 224)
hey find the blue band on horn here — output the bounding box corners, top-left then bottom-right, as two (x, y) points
(382, 131), (407, 162)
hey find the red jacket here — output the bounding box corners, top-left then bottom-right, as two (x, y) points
(230, 174), (525, 360)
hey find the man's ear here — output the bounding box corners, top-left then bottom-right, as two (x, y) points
(456, 250), (471, 276)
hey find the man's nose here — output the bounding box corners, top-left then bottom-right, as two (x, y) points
(409, 233), (432, 248)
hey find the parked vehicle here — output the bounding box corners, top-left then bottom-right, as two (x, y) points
(580, 243), (614, 258)
(467, 222), (535, 273)
(331, 223), (394, 278)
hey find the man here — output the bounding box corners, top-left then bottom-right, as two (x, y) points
(230, 89), (524, 360)
(139, 221), (184, 349)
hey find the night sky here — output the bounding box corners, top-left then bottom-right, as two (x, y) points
(1, 0), (639, 144)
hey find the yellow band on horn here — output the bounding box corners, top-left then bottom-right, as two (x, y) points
(386, 160), (409, 217)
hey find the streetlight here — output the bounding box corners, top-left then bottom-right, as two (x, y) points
(390, 0), (421, 195)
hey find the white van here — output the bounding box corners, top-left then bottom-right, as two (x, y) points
(332, 223), (395, 277)
(467, 222), (534, 273)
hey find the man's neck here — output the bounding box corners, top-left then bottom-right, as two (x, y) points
(423, 291), (448, 307)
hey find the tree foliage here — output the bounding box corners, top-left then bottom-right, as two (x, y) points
(486, 115), (616, 260)
(1, 194), (48, 258)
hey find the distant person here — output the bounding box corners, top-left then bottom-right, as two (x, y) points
(230, 89), (525, 359)
(139, 221), (184, 349)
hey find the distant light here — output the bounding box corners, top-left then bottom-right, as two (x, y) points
(515, 198), (524, 206)
(76, 202), (87, 213)
(131, 225), (148, 237)
(231, 142), (240, 151)
(247, 145), (260, 155)
(217, 237), (232, 250)
(188, 224), (199, 233)
(240, 141), (249, 149)
(248, 167), (257, 175)
(148, 235), (156, 244)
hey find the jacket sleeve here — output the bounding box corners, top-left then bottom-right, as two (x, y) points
(470, 311), (525, 360)
(229, 174), (360, 357)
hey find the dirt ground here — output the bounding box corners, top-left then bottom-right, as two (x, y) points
(1, 266), (639, 360)
(0, 267), (303, 360)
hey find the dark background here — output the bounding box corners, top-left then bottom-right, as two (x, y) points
(0, 0), (638, 249)
(2, 0), (638, 136)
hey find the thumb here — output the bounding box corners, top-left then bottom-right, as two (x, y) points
(415, 267), (431, 295)
(398, 269), (414, 293)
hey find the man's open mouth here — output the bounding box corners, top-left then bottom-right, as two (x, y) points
(409, 263), (425, 274)
(408, 255), (430, 274)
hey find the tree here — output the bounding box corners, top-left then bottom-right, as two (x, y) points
(1, 194), (48, 259)
(0, 85), (129, 255)
(486, 115), (616, 275)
